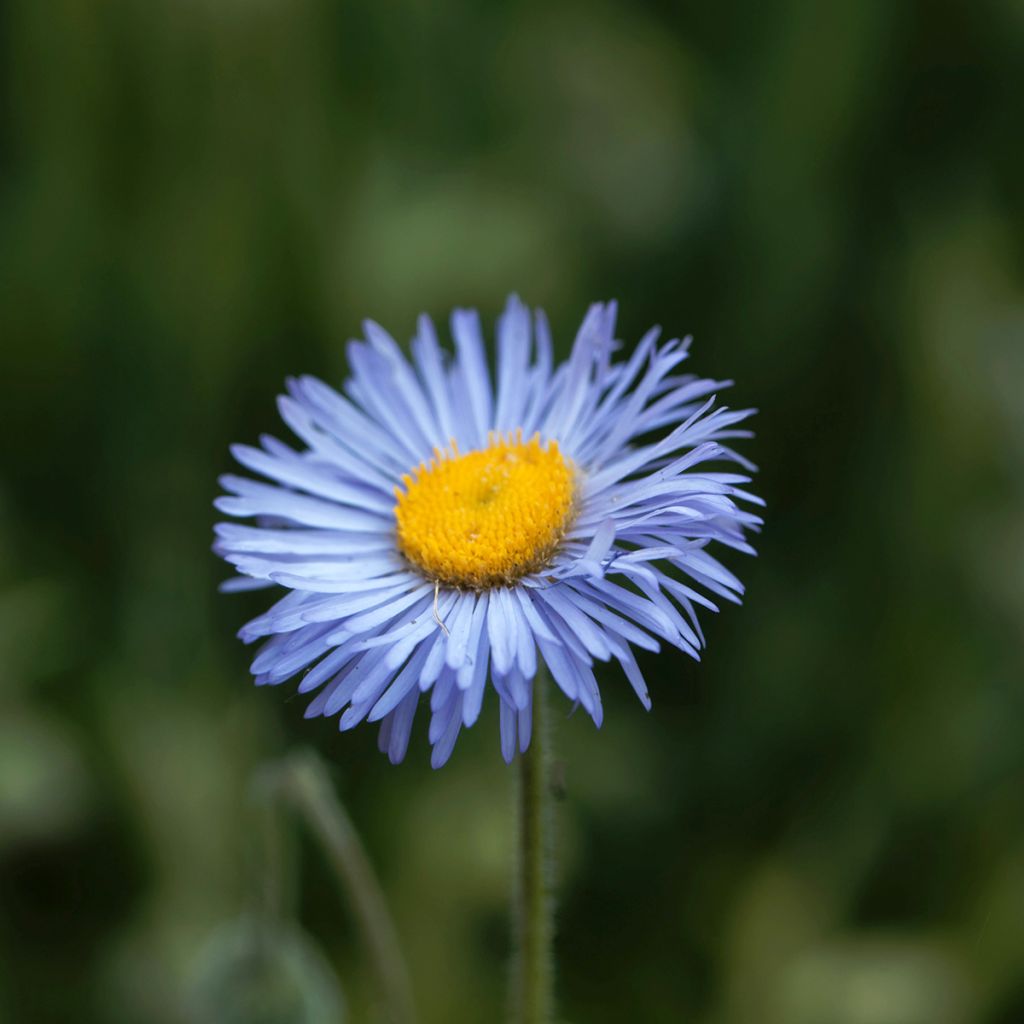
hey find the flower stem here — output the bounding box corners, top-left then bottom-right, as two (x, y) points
(282, 750), (418, 1024)
(513, 667), (555, 1024)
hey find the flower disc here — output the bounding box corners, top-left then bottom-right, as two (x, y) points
(394, 431), (575, 588)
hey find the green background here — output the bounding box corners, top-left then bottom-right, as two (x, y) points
(2, 1), (1023, 1021)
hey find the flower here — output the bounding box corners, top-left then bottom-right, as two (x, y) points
(214, 297), (761, 767)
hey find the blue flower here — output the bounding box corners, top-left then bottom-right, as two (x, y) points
(214, 297), (761, 767)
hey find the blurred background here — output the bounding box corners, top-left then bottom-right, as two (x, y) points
(2, 0), (1023, 1021)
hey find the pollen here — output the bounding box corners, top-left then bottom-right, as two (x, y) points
(394, 430), (575, 589)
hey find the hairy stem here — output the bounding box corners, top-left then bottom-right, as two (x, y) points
(513, 668), (555, 1024)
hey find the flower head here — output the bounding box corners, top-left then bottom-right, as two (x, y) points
(214, 297), (761, 767)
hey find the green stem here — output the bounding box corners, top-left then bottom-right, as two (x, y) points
(513, 667), (555, 1024)
(283, 751), (418, 1024)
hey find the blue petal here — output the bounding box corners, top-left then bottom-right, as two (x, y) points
(450, 307), (493, 446)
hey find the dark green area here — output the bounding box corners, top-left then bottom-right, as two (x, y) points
(1, 0), (1023, 1021)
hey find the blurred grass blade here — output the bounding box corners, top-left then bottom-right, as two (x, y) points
(280, 750), (418, 1024)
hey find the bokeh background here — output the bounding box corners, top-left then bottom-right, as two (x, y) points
(2, 0), (1023, 1021)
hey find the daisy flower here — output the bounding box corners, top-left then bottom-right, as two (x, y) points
(214, 296), (761, 767)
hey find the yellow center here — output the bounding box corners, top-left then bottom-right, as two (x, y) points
(394, 431), (575, 589)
